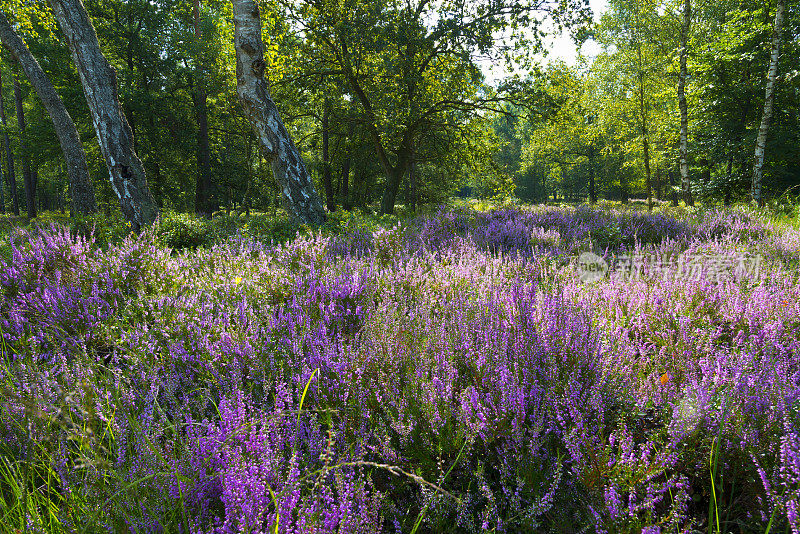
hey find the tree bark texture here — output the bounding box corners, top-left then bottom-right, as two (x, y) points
(0, 10), (97, 215)
(380, 163), (408, 215)
(231, 0), (325, 225)
(751, 0), (785, 206)
(48, 0), (158, 230)
(12, 72), (35, 218)
(0, 67), (17, 215)
(677, 0), (693, 207)
(192, 0), (214, 217)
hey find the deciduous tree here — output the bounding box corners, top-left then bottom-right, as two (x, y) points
(0, 10), (97, 215)
(49, 0), (159, 230)
(231, 0), (326, 225)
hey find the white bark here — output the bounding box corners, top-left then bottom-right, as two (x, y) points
(752, 0), (785, 206)
(48, 0), (158, 229)
(231, 0), (325, 225)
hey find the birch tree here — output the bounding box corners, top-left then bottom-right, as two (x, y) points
(48, 0), (158, 230)
(231, 0), (326, 225)
(751, 0), (785, 206)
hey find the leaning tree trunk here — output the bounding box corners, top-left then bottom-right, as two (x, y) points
(0, 10), (97, 215)
(48, 0), (158, 230)
(12, 72), (35, 218)
(678, 0), (693, 207)
(231, 0), (325, 225)
(751, 0), (785, 206)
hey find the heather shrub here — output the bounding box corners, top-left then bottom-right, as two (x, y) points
(697, 207), (769, 242)
(3, 205), (800, 532)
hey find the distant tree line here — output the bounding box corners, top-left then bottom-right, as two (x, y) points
(498, 0), (798, 208)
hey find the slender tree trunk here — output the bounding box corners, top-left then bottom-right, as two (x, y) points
(643, 136), (652, 210)
(620, 153), (629, 204)
(751, 0), (785, 206)
(231, 0), (325, 225)
(636, 53), (652, 211)
(340, 121), (353, 210)
(32, 165), (38, 211)
(192, 79), (213, 217)
(340, 154), (351, 210)
(1, 63), (18, 215)
(12, 72), (35, 218)
(321, 98), (335, 211)
(669, 168), (679, 206)
(381, 164), (408, 215)
(0, 10), (97, 215)
(655, 163), (662, 201)
(353, 168), (366, 209)
(48, 0), (159, 230)
(192, 0), (213, 217)
(588, 146), (596, 204)
(724, 156), (734, 205)
(409, 149), (417, 212)
(678, 0), (693, 206)
(379, 140), (411, 214)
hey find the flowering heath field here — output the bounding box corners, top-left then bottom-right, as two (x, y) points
(1, 205), (799, 533)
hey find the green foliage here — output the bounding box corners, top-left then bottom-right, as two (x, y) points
(69, 211), (132, 247)
(243, 214), (299, 243)
(154, 212), (211, 250)
(207, 213), (242, 241)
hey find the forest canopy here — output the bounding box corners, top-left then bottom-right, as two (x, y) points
(0, 0), (797, 222)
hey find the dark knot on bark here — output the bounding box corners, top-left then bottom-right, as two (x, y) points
(251, 59), (265, 77)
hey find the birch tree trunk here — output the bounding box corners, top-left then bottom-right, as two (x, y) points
(0, 68), (16, 215)
(12, 72), (35, 218)
(48, 0), (158, 230)
(231, 0), (325, 225)
(751, 0), (785, 206)
(0, 10), (97, 215)
(678, 0), (693, 206)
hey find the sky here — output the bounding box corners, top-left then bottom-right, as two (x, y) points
(543, 0), (608, 64)
(480, 0), (608, 83)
